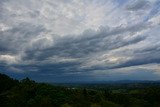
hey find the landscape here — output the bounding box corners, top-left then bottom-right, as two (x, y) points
(0, 0), (160, 107)
(1, 73), (160, 107)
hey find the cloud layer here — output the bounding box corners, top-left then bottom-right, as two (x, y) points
(0, 0), (160, 82)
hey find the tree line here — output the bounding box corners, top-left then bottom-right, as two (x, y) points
(0, 73), (160, 107)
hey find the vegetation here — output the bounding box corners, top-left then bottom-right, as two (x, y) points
(1, 73), (160, 107)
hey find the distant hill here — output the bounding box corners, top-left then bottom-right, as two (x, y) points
(1, 73), (160, 107)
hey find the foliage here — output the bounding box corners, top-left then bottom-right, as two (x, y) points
(0, 73), (160, 107)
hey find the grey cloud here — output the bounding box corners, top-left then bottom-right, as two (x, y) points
(0, 23), (46, 54)
(105, 44), (160, 69)
(23, 23), (148, 63)
(125, 0), (151, 11)
(144, 0), (160, 22)
(0, 0), (160, 81)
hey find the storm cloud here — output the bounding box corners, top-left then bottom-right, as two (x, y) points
(0, 0), (160, 82)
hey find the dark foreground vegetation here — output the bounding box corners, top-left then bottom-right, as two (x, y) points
(1, 73), (160, 107)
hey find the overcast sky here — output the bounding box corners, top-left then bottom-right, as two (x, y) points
(0, 0), (160, 82)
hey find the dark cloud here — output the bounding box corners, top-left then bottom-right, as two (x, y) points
(144, 0), (160, 21)
(0, 0), (160, 82)
(21, 23), (148, 67)
(115, 49), (160, 69)
(125, 0), (151, 11)
(0, 23), (46, 54)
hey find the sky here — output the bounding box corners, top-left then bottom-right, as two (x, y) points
(0, 0), (160, 82)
